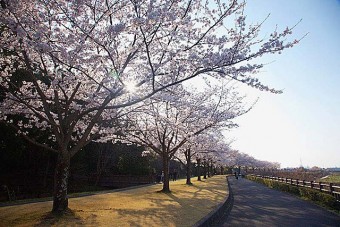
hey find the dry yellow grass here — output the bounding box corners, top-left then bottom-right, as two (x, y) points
(0, 175), (228, 227)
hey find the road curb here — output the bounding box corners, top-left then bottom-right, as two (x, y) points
(193, 176), (234, 227)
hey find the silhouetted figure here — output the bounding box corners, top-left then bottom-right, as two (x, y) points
(234, 172), (238, 180)
(160, 171), (164, 183)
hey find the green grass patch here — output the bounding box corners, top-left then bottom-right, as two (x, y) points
(318, 174), (340, 184)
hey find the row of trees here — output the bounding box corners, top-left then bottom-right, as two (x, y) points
(0, 121), (278, 202)
(0, 131), (156, 202)
(0, 0), (298, 213)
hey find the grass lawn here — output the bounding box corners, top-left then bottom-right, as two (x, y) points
(318, 174), (340, 184)
(0, 175), (228, 227)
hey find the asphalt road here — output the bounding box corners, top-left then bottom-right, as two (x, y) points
(220, 177), (340, 227)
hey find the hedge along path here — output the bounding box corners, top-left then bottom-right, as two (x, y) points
(0, 175), (228, 227)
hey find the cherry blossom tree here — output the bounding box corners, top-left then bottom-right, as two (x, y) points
(173, 82), (249, 185)
(125, 84), (246, 191)
(219, 149), (280, 175)
(200, 135), (234, 178)
(177, 129), (231, 184)
(0, 0), (299, 212)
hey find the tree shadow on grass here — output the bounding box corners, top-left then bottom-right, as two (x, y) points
(190, 182), (227, 199)
(115, 192), (206, 226)
(34, 208), (86, 226)
(114, 184), (227, 227)
(115, 205), (180, 227)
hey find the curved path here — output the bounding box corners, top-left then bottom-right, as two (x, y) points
(220, 177), (340, 227)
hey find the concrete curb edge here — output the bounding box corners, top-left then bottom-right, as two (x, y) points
(193, 176), (234, 227)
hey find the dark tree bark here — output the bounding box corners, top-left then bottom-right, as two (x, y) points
(52, 151), (70, 213)
(0, 0), (6, 9)
(207, 160), (211, 178)
(220, 166), (224, 175)
(208, 165), (211, 177)
(203, 161), (207, 179)
(197, 158), (201, 181)
(185, 149), (192, 185)
(161, 154), (170, 193)
(210, 160), (214, 177)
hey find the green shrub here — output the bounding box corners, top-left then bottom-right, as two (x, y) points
(256, 178), (265, 185)
(299, 187), (340, 210)
(270, 181), (282, 190)
(277, 183), (290, 192)
(318, 193), (339, 209)
(299, 187), (318, 201)
(288, 185), (300, 196)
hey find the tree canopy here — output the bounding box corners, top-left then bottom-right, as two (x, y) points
(0, 0), (298, 213)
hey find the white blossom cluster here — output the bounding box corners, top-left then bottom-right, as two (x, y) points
(0, 0), (297, 158)
(123, 82), (247, 164)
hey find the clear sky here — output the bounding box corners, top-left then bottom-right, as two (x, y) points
(226, 0), (340, 168)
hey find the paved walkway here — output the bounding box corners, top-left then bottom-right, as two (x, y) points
(221, 177), (340, 227)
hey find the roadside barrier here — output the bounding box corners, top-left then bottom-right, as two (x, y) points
(248, 174), (340, 202)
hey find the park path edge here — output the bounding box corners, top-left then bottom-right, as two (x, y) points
(193, 176), (234, 227)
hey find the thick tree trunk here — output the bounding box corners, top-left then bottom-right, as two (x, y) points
(197, 158), (201, 181)
(185, 150), (192, 185)
(203, 161), (207, 179)
(52, 151), (70, 213)
(206, 161), (211, 178)
(207, 162), (211, 177)
(161, 155), (170, 193)
(186, 162), (192, 184)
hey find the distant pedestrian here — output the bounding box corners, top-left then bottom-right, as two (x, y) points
(160, 171), (164, 183)
(234, 172), (238, 180)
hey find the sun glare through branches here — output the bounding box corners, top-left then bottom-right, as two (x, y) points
(125, 80), (137, 93)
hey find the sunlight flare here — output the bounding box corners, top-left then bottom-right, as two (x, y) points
(125, 80), (137, 93)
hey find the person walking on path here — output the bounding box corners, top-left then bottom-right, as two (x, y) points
(220, 177), (340, 226)
(160, 171), (164, 183)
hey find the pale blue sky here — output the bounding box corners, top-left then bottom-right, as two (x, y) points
(228, 0), (340, 168)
